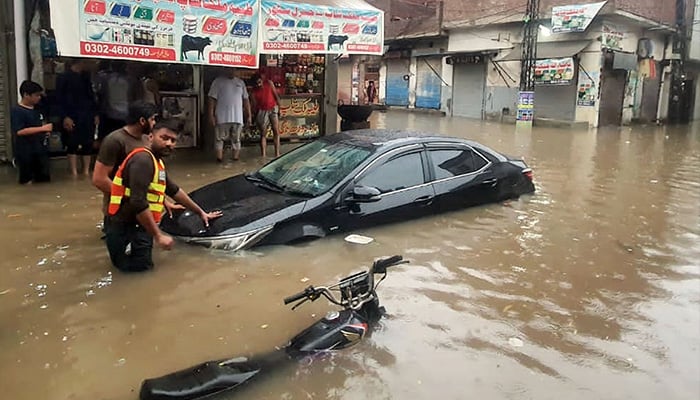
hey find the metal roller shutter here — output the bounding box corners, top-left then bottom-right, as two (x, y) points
(385, 59), (410, 107)
(415, 57), (442, 109)
(452, 63), (486, 119)
(535, 85), (577, 121)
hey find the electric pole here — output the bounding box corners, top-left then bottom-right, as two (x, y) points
(516, 0), (540, 126)
(668, 0), (688, 123)
(519, 0), (540, 91)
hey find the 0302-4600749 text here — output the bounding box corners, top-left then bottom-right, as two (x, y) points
(82, 43), (152, 57)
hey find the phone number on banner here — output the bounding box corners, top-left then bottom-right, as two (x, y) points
(80, 42), (176, 61)
(263, 42), (325, 51)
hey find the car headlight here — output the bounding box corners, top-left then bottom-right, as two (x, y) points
(183, 225), (274, 251)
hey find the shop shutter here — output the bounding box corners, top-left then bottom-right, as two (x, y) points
(535, 85), (577, 121)
(415, 57), (442, 109)
(452, 63), (486, 119)
(385, 59), (410, 106)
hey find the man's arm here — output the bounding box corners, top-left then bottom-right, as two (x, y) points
(128, 154), (174, 249)
(208, 96), (217, 126)
(243, 98), (251, 125)
(92, 161), (113, 195)
(92, 136), (118, 194)
(170, 189), (223, 228)
(270, 80), (281, 106)
(17, 124), (52, 136)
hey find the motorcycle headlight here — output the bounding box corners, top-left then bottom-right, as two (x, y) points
(184, 225), (274, 251)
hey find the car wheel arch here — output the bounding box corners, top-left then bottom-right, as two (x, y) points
(265, 222), (327, 245)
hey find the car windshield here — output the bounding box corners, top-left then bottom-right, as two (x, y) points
(257, 140), (372, 196)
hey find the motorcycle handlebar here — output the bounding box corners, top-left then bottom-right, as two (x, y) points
(373, 255), (404, 273)
(283, 286), (313, 305)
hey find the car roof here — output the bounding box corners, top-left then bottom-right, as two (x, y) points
(323, 129), (506, 161)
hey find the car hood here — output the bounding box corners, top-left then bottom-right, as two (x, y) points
(160, 174), (307, 238)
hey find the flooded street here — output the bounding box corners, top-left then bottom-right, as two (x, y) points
(1, 111), (699, 400)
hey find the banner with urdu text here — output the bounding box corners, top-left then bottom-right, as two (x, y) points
(260, 0), (384, 54)
(79, 0), (259, 67)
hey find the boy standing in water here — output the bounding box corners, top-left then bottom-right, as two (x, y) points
(10, 80), (53, 184)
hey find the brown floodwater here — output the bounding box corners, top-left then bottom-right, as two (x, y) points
(1, 111), (699, 400)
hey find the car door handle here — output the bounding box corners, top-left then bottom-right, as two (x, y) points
(413, 195), (434, 205)
(482, 178), (498, 187)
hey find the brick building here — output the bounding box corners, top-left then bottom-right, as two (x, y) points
(347, 0), (695, 127)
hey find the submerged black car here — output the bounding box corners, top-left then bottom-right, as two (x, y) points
(162, 129), (535, 250)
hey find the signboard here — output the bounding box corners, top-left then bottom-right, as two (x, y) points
(534, 57), (576, 85)
(79, 0), (259, 67)
(260, 0), (384, 54)
(446, 54), (486, 65)
(602, 24), (624, 51)
(516, 91), (534, 125)
(551, 1), (606, 33)
(576, 71), (598, 106)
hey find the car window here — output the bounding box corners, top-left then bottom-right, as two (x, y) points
(357, 152), (424, 193)
(429, 149), (488, 179)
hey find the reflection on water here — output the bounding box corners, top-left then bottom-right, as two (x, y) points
(1, 112), (699, 399)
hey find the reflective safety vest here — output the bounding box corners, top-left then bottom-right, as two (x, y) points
(108, 148), (167, 223)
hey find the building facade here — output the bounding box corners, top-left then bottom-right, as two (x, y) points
(344, 0), (694, 126)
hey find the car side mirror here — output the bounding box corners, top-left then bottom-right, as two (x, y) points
(350, 185), (382, 202)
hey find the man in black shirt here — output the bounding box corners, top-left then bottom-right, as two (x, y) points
(11, 80), (53, 184)
(105, 119), (222, 272)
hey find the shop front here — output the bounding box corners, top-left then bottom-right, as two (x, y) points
(46, 0), (383, 151)
(450, 54), (487, 119)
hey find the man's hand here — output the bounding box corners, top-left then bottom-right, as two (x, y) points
(41, 123), (53, 133)
(165, 200), (186, 218)
(63, 117), (75, 132)
(155, 233), (174, 250)
(200, 210), (223, 228)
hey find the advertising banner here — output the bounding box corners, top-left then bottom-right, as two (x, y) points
(516, 91), (534, 125)
(534, 57), (576, 85)
(601, 24), (624, 51)
(576, 71), (598, 106)
(551, 1), (606, 33)
(260, 0), (384, 54)
(79, 0), (259, 67)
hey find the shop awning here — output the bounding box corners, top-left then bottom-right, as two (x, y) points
(498, 40), (592, 61)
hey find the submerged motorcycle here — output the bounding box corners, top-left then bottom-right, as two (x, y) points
(140, 255), (408, 400)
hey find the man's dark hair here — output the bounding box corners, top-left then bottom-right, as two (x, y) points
(152, 118), (180, 134)
(19, 80), (43, 97)
(126, 101), (159, 125)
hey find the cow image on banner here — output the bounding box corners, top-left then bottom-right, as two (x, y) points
(77, 0), (260, 68)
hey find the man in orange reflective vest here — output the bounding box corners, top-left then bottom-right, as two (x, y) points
(105, 119), (222, 272)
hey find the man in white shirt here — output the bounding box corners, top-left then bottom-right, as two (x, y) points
(208, 68), (251, 162)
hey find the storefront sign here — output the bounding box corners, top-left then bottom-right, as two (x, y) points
(551, 1), (606, 33)
(278, 95), (322, 137)
(260, 0), (384, 54)
(534, 57), (576, 85)
(576, 71), (598, 106)
(602, 24), (624, 51)
(447, 54), (486, 65)
(79, 0), (259, 67)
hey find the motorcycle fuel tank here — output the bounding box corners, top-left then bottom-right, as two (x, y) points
(287, 309), (369, 354)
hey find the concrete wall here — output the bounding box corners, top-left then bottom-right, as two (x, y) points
(440, 58), (453, 115)
(337, 60), (353, 105)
